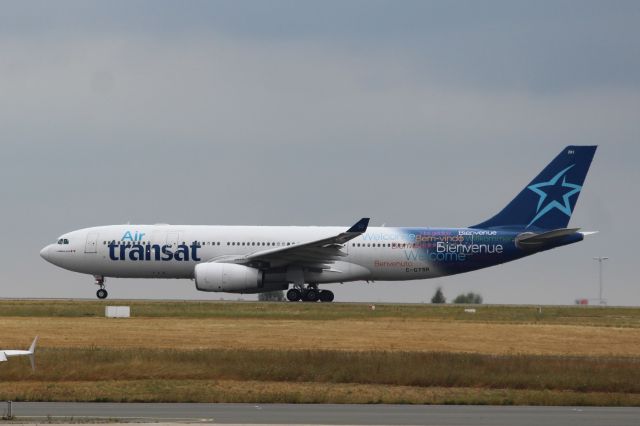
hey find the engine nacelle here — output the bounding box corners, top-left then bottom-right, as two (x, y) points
(195, 263), (263, 293)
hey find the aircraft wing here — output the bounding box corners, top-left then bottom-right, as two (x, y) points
(0, 352), (6, 362)
(211, 218), (369, 269)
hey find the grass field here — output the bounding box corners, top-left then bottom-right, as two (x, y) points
(1, 300), (639, 405)
(2, 299), (640, 327)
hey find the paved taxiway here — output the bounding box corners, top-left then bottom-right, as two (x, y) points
(5, 402), (640, 426)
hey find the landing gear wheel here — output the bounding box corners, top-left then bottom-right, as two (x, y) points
(286, 288), (302, 302)
(96, 288), (108, 299)
(304, 288), (319, 302)
(319, 290), (334, 302)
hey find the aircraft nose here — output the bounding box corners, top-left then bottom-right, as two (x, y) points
(40, 245), (50, 262)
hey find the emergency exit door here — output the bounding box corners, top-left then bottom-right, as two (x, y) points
(85, 232), (98, 253)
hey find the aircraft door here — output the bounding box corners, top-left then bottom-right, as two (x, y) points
(151, 230), (166, 246)
(84, 232), (99, 253)
(166, 231), (179, 248)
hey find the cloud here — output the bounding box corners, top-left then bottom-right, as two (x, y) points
(0, 1), (638, 304)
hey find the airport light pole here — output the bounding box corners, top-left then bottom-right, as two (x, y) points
(593, 256), (609, 305)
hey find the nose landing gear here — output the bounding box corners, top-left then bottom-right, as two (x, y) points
(97, 288), (108, 299)
(94, 276), (108, 299)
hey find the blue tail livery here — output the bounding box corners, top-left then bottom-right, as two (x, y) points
(473, 146), (597, 230)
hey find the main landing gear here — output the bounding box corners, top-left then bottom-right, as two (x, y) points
(286, 285), (334, 303)
(95, 275), (108, 299)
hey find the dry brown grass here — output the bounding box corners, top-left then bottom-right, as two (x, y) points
(2, 316), (640, 357)
(2, 301), (639, 406)
(3, 347), (638, 392)
(2, 379), (640, 406)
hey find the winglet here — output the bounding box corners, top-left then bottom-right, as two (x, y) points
(29, 336), (38, 354)
(347, 218), (370, 233)
(28, 336), (38, 371)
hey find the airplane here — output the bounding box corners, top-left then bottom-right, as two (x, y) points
(1, 337), (38, 370)
(40, 146), (597, 302)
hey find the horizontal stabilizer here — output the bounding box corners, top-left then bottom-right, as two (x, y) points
(516, 228), (581, 249)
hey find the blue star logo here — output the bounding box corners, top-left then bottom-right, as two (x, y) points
(526, 164), (582, 228)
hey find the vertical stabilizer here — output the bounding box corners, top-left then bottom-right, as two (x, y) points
(472, 146), (597, 230)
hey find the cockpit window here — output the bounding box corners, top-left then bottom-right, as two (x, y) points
(57, 239), (63, 244)
(63, 239), (69, 244)
(57, 238), (70, 245)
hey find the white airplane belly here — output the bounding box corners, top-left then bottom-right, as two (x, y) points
(357, 248), (434, 281)
(305, 261), (371, 284)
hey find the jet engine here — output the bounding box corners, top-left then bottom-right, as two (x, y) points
(194, 263), (265, 293)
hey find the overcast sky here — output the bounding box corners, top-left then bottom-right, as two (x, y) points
(1, 0), (638, 305)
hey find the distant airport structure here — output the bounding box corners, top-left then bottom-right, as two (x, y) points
(40, 146), (597, 303)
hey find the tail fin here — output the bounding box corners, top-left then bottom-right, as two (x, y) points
(28, 336), (38, 371)
(472, 146), (597, 230)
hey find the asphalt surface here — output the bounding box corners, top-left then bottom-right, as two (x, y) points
(3, 402), (640, 426)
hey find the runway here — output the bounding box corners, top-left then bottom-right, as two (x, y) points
(5, 402), (640, 426)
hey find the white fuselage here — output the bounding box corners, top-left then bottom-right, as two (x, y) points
(40, 224), (480, 286)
